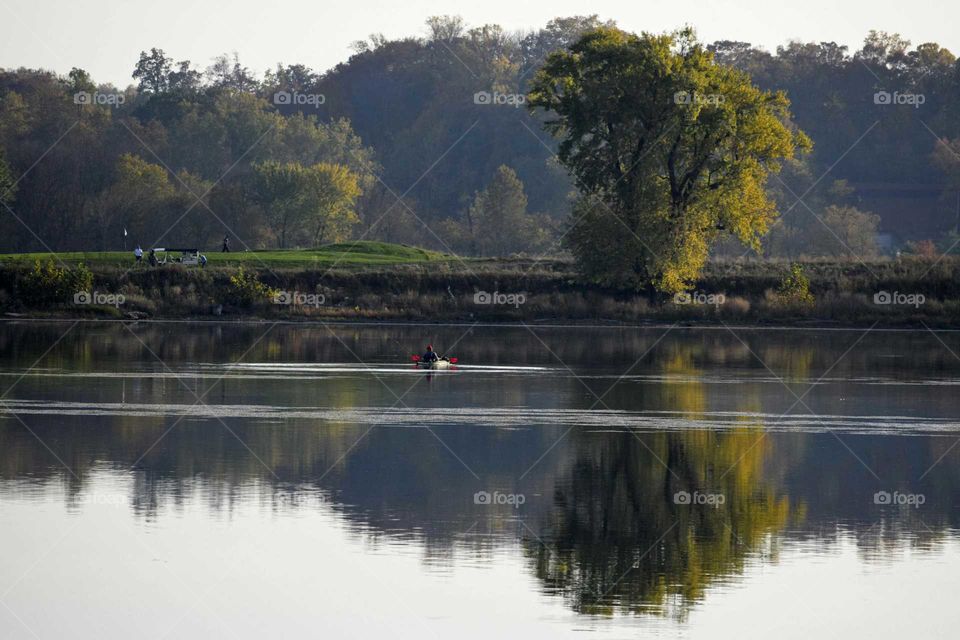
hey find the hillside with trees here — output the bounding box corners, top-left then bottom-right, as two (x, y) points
(1, 15), (959, 265)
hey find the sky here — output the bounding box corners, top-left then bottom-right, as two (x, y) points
(1, 0), (957, 87)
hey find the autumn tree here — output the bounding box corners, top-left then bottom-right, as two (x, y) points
(303, 163), (361, 245)
(761, 179), (882, 258)
(803, 205), (880, 258)
(93, 154), (175, 249)
(251, 161), (361, 248)
(529, 27), (810, 292)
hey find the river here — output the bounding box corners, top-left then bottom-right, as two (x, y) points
(1, 321), (958, 638)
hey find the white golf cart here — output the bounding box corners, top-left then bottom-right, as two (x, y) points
(153, 248), (204, 266)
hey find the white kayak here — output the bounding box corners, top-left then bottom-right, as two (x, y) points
(417, 358), (453, 370)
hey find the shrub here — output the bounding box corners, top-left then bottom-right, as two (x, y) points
(906, 239), (938, 259)
(228, 267), (276, 307)
(776, 263), (814, 306)
(19, 260), (93, 307)
(724, 296), (752, 316)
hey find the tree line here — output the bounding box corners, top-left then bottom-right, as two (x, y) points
(1, 16), (959, 266)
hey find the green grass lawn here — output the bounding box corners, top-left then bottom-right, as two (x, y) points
(0, 241), (456, 268)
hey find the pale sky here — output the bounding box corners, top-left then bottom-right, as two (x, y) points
(1, 0), (957, 87)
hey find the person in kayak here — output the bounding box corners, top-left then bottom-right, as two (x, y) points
(422, 345), (439, 363)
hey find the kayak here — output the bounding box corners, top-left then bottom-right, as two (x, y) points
(411, 354), (457, 369)
(417, 358), (453, 370)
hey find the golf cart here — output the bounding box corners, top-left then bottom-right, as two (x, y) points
(153, 248), (204, 266)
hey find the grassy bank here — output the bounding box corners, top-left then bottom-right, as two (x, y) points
(0, 245), (958, 328)
(0, 241), (452, 268)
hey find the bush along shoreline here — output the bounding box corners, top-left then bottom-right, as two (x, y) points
(0, 257), (957, 328)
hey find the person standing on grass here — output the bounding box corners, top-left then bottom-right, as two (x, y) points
(148, 248), (158, 267)
(133, 245), (143, 264)
(222, 235), (230, 252)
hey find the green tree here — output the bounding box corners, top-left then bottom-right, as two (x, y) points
(518, 15), (615, 74)
(932, 138), (960, 198)
(302, 163), (361, 246)
(93, 154), (175, 249)
(206, 53), (259, 93)
(250, 161), (307, 248)
(468, 165), (530, 255)
(0, 91), (30, 145)
(171, 170), (216, 249)
(167, 61), (203, 94)
(67, 68), (96, 95)
(440, 165), (553, 255)
(132, 48), (173, 93)
(765, 180), (881, 259)
(250, 160), (361, 248)
(0, 146), (14, 209)
(805, 204), (880, 258)
(529, 27), (810, 292)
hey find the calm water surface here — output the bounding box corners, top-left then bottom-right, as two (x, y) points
(1, 321), (959, 638)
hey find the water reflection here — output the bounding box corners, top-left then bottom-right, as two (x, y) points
(527, 427), (794, 619)
(1, 321), (960, 627)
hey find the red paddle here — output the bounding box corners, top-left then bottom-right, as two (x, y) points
(411, 354), (458, 364)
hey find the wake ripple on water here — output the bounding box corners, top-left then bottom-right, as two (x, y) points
(2, 364), (959, 389)
(2, 400), (958, 435)
(0, 362), (562, 379)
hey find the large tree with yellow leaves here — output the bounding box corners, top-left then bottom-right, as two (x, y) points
(529, 27), (811, 293)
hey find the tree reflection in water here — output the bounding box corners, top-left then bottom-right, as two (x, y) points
(526, 428), (793, 619)
(2, 322), (960, 620)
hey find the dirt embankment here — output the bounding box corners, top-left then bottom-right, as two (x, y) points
(0, 257), (958, 328)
